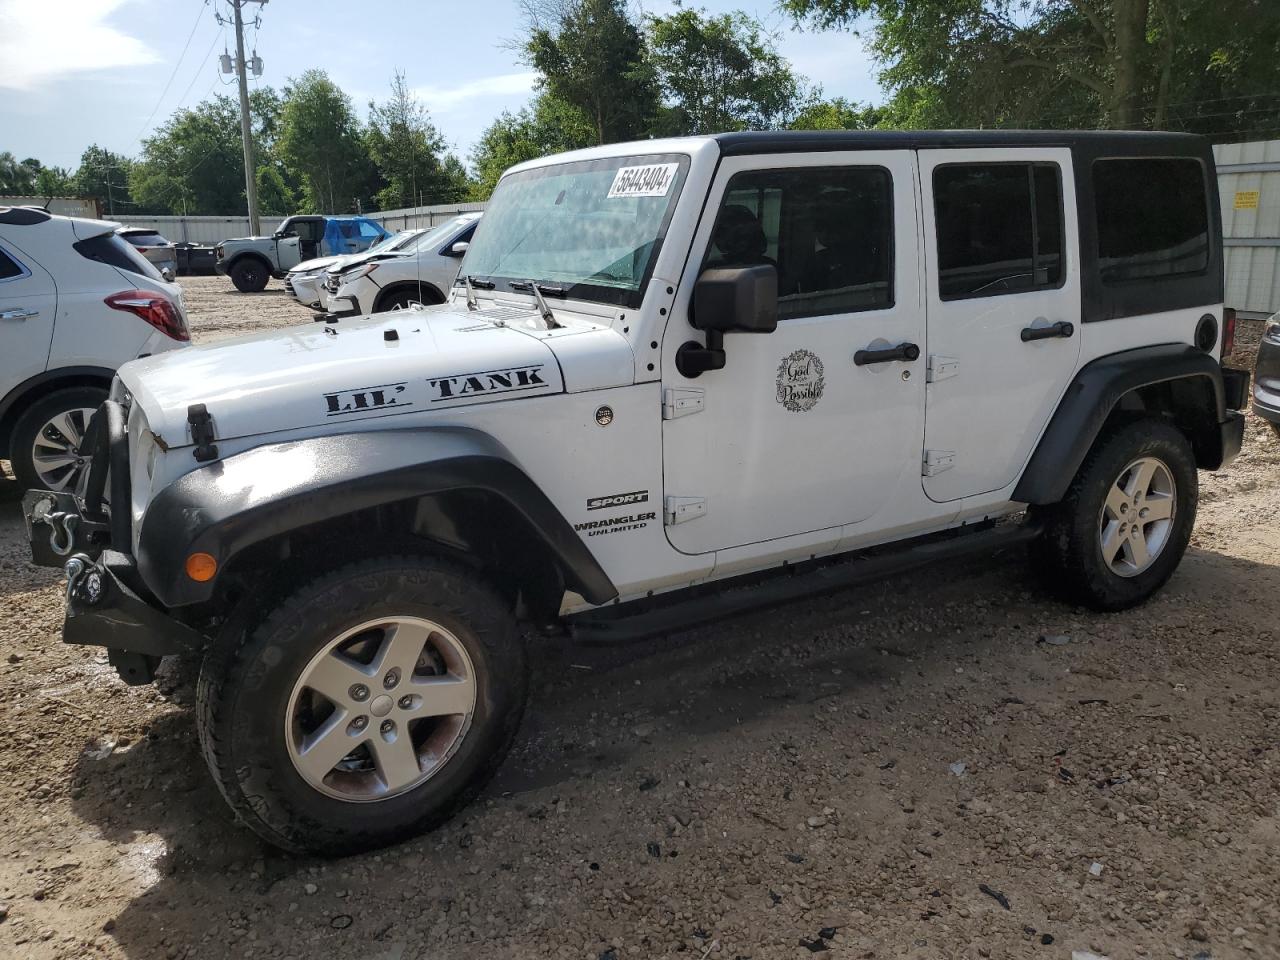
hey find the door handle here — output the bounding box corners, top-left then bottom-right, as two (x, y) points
(1021, 320), (1074, 342)
(854, 341), (920, 366)
(0, 308), (38, 322)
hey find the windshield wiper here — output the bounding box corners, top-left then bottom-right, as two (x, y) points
(454, 274), (496, 289)
(509, 280), (564, 329)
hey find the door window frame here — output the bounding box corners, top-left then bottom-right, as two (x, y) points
(698, 163), (897, 321)
(931, 160), (1067, 303)
(0, 241), (33, 284)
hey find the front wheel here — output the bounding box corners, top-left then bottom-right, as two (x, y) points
(1031, 418), (1198, 611)
(229, 258), (269, 293)
(9, 386), (108, 492)
(196, 555), (526, 855)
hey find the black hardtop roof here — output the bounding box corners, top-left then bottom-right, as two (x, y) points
(713, 129), (1209, 158)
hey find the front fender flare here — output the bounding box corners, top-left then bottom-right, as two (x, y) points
(136, 427), (617, 608)
(1013, 343), (1227, 505)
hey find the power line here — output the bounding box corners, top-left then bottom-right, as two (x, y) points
(169, 22), (227, 118)
(133, 0), (213, 144)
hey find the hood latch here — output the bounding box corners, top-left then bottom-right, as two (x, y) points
(188, 403), (220, 463)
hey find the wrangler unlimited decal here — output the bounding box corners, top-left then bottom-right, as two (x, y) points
(429, 365), (548, 401)
(574, 511), (657, 537)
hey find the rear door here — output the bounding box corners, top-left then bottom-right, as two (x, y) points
(661, 150), (924, 554)
(918, 148), (1081, 502)
(0, 239), (57, 393)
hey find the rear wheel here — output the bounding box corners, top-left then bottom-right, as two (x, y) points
(230, 258), (269, 293)
(1031, 418), (1197, 611)
(10, 386), (108, 492)
(196, 555), (526, 855)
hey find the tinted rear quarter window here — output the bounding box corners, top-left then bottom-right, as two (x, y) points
(0, 246), (26, 280)
(74, 233), (163, 280)
(123, 231), (169, 246)
(1093, 158), (1208, 283)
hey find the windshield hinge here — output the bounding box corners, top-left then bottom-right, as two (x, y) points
(664, 496), (707, 526)
(662, 387), (704, 420)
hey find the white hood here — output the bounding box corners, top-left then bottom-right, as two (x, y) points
(118, 304), (570, 447)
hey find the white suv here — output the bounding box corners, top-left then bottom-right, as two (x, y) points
(326, 214), (480, 315)
(22, 133), (1247, 855)
(0, 207), (189, 491)
(284, 229), (427, 310)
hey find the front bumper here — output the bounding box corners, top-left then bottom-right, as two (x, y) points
(23, 403), (205, 681)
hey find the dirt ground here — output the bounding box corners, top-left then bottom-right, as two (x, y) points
(0, 278), (1277, 960)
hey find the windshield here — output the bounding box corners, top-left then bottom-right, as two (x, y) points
(370, 230), (419, 253)
(461, 154), (689, 307)
(405, 216), (475, 253)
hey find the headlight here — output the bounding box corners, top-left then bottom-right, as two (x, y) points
(343, 263), (378, 282)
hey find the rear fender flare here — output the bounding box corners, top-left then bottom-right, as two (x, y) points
(1013, 343), (1226, 505)
(136, 427), (617, 609)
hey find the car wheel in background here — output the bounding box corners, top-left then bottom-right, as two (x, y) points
(230, 259), (269, 293)
(10, 386), (109, 492)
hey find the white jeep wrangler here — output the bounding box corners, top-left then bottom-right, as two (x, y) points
(24, 131), (1249, 855)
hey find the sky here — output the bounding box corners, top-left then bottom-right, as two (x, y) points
(0, 0), (882, 172)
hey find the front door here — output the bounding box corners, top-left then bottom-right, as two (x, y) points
(0, 239), (57, 394)
(918, 148), (1082, 502)
(661, 151), (924, 555)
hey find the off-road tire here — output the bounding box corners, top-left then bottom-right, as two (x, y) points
(1270, 420), (1280, 440)
(1030, 418), (1197, 611)
(195, 555), (526, 856)
(229, 258), (269, 293)
(10, 385), (108, 492)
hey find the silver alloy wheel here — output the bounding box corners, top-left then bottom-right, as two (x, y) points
(285, 616), (477, 802)
(30, 407), (96, 492)
(1098, 456), (1177, 578)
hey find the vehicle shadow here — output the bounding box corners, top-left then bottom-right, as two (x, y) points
(59, 541), (1280, 957)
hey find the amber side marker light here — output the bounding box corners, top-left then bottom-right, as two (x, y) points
(185, 552), (217, 582)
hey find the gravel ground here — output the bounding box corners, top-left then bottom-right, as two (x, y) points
(0, 279), (1277, 960)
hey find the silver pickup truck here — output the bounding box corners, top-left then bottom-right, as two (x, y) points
(214, 215), (389, 292)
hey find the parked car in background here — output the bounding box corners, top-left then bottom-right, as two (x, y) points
(285, 228), (426, 310)
(216, 215), (390, 293)
(117, 227), (177, 280)
(1252, 311), (1280, 436)
(326, 214), (480, 315)
(0, 206), (188, 491)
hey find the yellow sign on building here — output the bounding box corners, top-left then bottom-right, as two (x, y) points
(1234, 190), (1260, 210)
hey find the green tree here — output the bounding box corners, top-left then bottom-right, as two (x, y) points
(0, 153), (42, 194)
(781, 0), (1280, 136)
(469, 94), (596, 198)
(130, 92), (289, 216)
(525, 0), (659, 144)
(366, 71), (470, 210)
(73, 145), (135, 216)
(279, 70), (379, 213)
(648, 8), (807, 134)
(789, 97), (884, 130)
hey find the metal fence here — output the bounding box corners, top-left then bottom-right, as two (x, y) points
(112, 202), (489, 246)
(1214, 139), (1280, 319)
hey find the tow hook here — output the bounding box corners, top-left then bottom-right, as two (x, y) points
(63, 554), (104, 606)
(31, 496), (79, 557)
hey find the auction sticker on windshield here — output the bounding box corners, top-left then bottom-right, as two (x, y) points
(607, 163), (680, 199)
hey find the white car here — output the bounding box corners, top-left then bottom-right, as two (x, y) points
(284, 229), (426, 310)
(0, 206), (189, 491)
(326, 214), (480, 315)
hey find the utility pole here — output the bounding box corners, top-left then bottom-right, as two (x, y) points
(220, 0), (267, 234)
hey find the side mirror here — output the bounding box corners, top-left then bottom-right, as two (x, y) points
(678, 265), (778, 378)
(691, 265), (778, 334)
(448, 241), (470, 257)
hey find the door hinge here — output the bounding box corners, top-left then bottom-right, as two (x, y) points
(926, 355), (959, 383)
(662, 387), (705, 420)
(922, 449), (956, 477)
(664, 496), (707, 525)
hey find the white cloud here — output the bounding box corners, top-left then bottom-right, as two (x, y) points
(413, 71), (540, 114)
(0, 0), (160, 91)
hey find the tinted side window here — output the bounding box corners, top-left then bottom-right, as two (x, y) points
(1093, 158), (1208, 283)
(0, 246), (25, 280)
(705, 166), (893, 320)
(934, 163), (1064, 299)
(73, 234), (162, 280)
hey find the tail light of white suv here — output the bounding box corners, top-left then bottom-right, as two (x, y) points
(104, 289), (190, 342)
